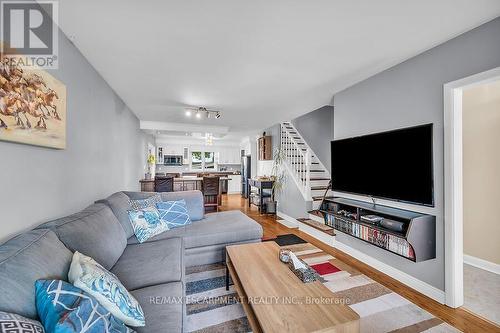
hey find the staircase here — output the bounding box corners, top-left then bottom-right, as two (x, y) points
(280, 122), (333, 210)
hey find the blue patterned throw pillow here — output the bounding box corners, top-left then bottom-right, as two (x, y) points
(128, 206), (169, 243)
(68, 252), (145, 327)
(0, 311), (44, 333)
(35, 280), (133, 333)
(129, 194), (162, 210)
(156, 200), (192, 229)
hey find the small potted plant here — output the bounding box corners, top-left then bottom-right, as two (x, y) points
(145, 153), (156, 180)
(266, 147), (286, 214)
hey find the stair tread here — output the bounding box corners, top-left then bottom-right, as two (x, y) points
(312, 195), (334, 201)
(292, 162), (319, 164)
(308, 210), (323, 217)
(307, 177), (330, 181)
(310, 170), (326, 172)
(296, 218), (335, 236)
(311, 186), (329, 190)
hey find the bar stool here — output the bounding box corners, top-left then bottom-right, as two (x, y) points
(154, 176), (174, 192)
(202, 176), (220, 212)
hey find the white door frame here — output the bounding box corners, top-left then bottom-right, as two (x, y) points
(443, 66), (500, 308)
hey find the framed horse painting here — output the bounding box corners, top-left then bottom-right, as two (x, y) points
(0, 55), (67, 149)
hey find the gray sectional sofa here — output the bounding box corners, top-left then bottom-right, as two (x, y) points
(0, 190), (263, 332)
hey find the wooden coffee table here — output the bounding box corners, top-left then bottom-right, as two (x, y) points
(226, 242), (359, 333)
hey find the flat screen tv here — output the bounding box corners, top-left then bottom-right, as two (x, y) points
(331, 124), (434, 206)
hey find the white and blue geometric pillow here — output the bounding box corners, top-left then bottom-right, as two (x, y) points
(129, 194), (162, 210)
(35, 279), (132, 333)
(0, 311), (44, 333)
(68, 252), (145, 327)
(156, 200), (192, 229)
(127, 206), (169, 243)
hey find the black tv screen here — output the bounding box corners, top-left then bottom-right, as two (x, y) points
(331, 124), (434, 206)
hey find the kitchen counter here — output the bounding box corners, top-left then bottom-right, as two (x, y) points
(139, 176), (235, 192)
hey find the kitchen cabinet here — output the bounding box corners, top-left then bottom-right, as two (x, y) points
(258, 136), (272, 160)
(218, 147), (241, 164)
(228, 175), (242, 194)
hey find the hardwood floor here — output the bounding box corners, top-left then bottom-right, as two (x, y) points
(218, 194), (500, 333)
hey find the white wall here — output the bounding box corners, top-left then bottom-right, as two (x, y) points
(0, 29), (152, 243)
(463, 79), (500, 265)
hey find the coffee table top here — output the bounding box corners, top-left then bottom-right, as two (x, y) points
(226, 241), (359, 333)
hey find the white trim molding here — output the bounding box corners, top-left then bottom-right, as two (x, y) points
(297, 221), (335, 246)
(276, 211), (299, 228)
(443, 66), (500, 308)
(334, 239), (446, 304)
(464, 255), (500, 275)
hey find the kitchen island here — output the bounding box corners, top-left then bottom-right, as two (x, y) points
(139, 176), (232, 192)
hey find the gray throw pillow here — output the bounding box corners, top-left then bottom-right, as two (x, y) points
(0, 311), (44, 332)
(129, 193), (162, 210)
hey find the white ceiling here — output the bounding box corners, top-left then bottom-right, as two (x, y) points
(58, 1), (500, 134)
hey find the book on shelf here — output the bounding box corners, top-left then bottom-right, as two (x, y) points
(325, 213), (414, 259)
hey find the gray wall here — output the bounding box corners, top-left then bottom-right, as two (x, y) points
(0, 29), (153, 243)
(292, 105), (334, 172)
(333, 17), (500, 291)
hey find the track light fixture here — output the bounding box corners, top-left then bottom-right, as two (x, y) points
(184, 107), (222, 120)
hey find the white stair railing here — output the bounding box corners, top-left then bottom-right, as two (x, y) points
(280, 123), (312, 200)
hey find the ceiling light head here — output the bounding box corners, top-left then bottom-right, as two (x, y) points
(195, 112), (201, 119)
(185, 110), (192, 117)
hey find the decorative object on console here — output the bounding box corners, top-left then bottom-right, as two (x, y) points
(129, 193), (162, 210)
(156, 200), (192, 229)
(127, 206), (169, 243)
(68, 252), (145, 327)
(360, 214), (384, 224)
(35, 279), (131, 333)
(0, 310), (44, 333)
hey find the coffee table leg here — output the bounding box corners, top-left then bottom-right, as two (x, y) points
(225, 264), (230, 290)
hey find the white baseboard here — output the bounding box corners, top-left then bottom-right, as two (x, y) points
(308, 213), (324, 223)
(464, 254), (500, 275)
(276, 211), (299, 228)
(333, 240), (445, 304)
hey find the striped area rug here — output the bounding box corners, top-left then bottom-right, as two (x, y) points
(185, 238), (460, 333)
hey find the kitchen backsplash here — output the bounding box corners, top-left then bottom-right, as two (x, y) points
(156, 163), (241, 174)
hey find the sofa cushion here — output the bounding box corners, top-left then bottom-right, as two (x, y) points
(35, 279), (131, 332)
(0, 310), (45, 332)
(111, 237), (184, 291)
(156, 200), (192, 229)
(129, 193), (162, 210)
(98, 191), (205, 238)
(40, 204), (127, 269)
(128, 206), (169, 243)
(130, 283), (184, 333)
(68, 252), (145, 327)
(125, 191), (204, 222)
(127, 210), (263, 249)
(0, 229), (73, 319)
(96, 192), (136, 238)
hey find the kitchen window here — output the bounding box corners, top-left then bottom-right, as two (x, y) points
(191, 151), (215, 170)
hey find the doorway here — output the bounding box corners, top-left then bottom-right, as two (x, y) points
(444, 67), (500, 322)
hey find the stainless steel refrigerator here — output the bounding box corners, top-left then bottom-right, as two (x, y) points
(241, 155), (251, 198)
